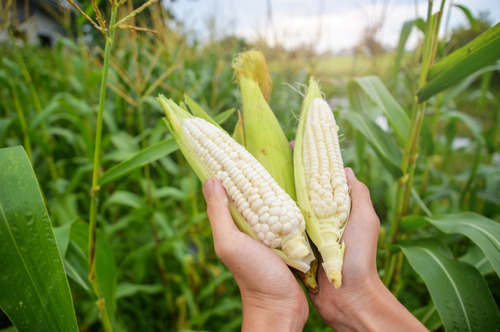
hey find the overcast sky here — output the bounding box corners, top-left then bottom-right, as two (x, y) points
(166, 0), (499, 53)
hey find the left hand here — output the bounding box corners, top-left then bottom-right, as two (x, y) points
(202, 178), (308, 332)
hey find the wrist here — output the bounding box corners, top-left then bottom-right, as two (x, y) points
(327, 276), (383, 331)
(241, 294), (307, 332)
(330, 277), (426, 332)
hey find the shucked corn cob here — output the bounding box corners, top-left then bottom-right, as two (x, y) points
(158, 95), (315, 273)
(295, 78), (351, 288)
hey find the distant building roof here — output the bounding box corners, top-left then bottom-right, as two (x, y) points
(1, 0), (68, 46)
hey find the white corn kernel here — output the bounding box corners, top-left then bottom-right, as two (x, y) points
(182, 117), (308, 257)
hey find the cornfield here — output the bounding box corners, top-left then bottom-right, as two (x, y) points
(1, 0), (499, 331)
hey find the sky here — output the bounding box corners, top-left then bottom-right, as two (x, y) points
(166, 0), (500, 53)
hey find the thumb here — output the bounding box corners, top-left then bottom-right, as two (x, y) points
(345, 168), (378, 223)
(202, 178), (242, 258)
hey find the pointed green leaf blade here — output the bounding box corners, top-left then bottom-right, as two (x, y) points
(402, 213), (500, 278)
(342, 111), (403, 178)
(0, 146), (78, 332)
(428, 213), (500, 278)
(399, 239), (500, 331)
(347, 76), (410, 144)
(98, 138), (178, 186)
(418, 23), (500, 102)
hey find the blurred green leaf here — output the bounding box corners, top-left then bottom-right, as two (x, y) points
(53, 222), (73, 258)
(429, 213), (500, 277)
(412, 301), (442, 331)
(342, 111), (403, 178)
(213, 107), (236, 126)
(418, 23), (500, 102)
(66, 222), (121, 330)
(394, 18), (425, 79)
(99, 138), (178, 186)
(0, 118), (13, 143)
(403, 213), (500, 278)
(438, 110), (483, 142)
(104, 191), (146, 210)
(440, 63), (500, 107)
(459, 245), (495, 276)
(115, 282), (164, 299)
(152, 186), (188, 201)
(0, 146), (78, 332)
(453, 4), (479, 31)
(64, 240), (92, 292)
(347, 76), (410, 144)
(399, 239), (500, 331)
(29, 95), (61, 129)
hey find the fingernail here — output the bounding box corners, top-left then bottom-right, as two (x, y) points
(204, 178), (214, 196)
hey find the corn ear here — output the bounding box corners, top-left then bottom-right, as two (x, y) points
(158, 94), (314, 273)
(232, 50), (296, 199)
(294, 77), (351, 288)
(232, 50), (272, 102)
(232, 51), (318, 291)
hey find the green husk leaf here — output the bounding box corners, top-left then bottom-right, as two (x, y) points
(233, 51), (296, 199)
(232, 49), (272, 102)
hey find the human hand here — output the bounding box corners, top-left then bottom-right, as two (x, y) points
(202, 178), (308, 332)
(309, 168), (427, 331)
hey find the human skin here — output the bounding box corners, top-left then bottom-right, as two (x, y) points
(308, 168), (427, 332)
(202, 168), (427, 331)
(202, 177), (308, 331)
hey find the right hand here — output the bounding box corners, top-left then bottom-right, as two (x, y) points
(309, 168), (427, 331)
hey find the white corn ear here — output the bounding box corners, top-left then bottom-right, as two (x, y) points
(294, 78), (351, 288)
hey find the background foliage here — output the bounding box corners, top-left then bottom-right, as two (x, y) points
(0, 1), (499, 331)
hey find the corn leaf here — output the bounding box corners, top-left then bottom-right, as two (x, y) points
(408, 213), (500, 278)
(399, 239), (500, 331)
(394, 18), (425, 80)
(0, 146), (78, 332)
(342, 111), (403, 178)
(53, 222), (73, 259)
(440, 63), (500, 105)
(233, 51), (296, 198)
(438, 110), (483, 142)
(418, 23), (500, 102)
(0, 118), (13, 143)
(347, 76), (410, 144)
(64, 221), (121, 330)
(213, 107), (236, 126)
(115, 283), (164, 299)
(412, 301), (442, 331)
(453, 4), (480, 33)
(103, 191), (146, 210)
(98, 138), (178, 186)
(459, 245), (494, 276)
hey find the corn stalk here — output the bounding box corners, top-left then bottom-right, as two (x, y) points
(383, 0), (445, 289)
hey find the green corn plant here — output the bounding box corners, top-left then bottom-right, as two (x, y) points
(66, 0), (158, 330)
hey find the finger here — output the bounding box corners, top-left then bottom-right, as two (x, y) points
(345, 168), (379, 225)
(290, 140), (295, 151)
(202, 178), (242, 256)
(343, 168), (380, 262)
